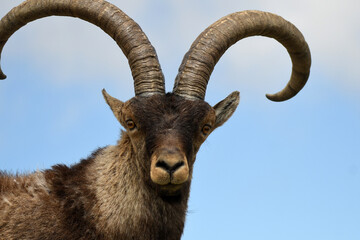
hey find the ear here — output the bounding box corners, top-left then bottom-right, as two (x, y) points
(213, 91), (240, 128)
(102, 89), (124, 123)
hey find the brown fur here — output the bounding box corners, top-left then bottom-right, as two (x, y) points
(0, 93), (239, 239)
(0, 136), (188, 239)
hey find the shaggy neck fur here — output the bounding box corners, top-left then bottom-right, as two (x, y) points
(89, 133), (191, 239)
(0, 132), (190, 240)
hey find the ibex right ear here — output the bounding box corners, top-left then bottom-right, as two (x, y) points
(213, 91), (240, 128)
(102, 89), (124, 123)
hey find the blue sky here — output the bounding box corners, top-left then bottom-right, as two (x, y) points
(1, 0), (359, 239)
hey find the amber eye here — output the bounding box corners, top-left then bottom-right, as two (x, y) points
(201, 124), (211, 135)
(126, 120), (136, 130)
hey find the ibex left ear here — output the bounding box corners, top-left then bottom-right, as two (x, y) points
(102, 89), (124, 123)
(213, 91), (240, 128)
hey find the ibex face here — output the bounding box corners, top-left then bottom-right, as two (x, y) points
(103, 91), (240, 196)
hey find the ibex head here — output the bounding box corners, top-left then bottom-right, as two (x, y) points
(0, 0), (311, 197)
(102, 90), (239, 196)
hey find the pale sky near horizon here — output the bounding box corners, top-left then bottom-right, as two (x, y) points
(1, 0), (359, 239)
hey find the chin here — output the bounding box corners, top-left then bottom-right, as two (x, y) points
(155, 184), (185, 203)
(160, 184), (182, 195)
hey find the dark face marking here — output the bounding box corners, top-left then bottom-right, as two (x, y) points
(125, 93), (215, 161)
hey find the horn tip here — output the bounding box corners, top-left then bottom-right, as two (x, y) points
(0, 70), (7, 80)
(265, 93), (288, 102)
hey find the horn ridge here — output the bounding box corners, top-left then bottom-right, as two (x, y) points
(0, 0), (165, 96)
(173, 10), (311, 101)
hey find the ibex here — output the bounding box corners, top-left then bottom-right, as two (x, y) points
(0, 0), (311, 239)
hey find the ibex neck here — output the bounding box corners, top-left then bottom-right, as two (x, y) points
(88, 133), (190, 239)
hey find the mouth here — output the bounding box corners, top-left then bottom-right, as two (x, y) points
(158, 183), (183, 196)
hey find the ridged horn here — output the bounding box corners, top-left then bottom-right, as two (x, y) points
(0, 0), (165, 96)
(173, 10), (311, 101)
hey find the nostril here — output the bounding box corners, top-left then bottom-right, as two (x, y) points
(155, 160), (184, 174)
(156, 160), (170, 172)
(171, 161), (184, 173)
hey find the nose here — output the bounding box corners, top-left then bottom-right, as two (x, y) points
(155, 150), (185, 174)
(155, 159), (184, 174)
(150, 149), (189, 185)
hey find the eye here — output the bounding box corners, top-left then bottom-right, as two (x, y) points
(201, 124), (212, 135)
(126, 119), (136, 130)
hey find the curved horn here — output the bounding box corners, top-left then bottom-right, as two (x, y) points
(0, 0), (165, 96)
(173, 10), (311, 101)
